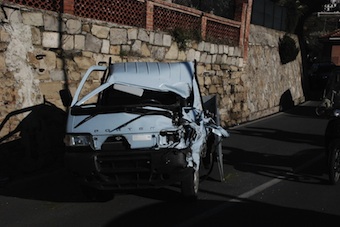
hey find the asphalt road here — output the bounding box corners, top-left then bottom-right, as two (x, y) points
(0, 101), (339, 227)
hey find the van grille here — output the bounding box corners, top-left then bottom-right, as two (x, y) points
(90, 149), (188, 189)
(95, 152), (166, 189)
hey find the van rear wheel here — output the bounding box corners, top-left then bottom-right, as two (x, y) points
(181, 168), (199, 200)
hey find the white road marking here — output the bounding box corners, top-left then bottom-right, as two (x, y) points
(231, 152), (325, 202)
(176, 152), (325, 227)
(230, 178), (283, 202)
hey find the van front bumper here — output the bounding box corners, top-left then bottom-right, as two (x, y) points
(64, 147), (191, 190)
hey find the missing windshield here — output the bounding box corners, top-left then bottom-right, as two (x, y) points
(100, 86), (182, 107)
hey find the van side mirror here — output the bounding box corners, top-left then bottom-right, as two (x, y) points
(59, 89), (73, 107)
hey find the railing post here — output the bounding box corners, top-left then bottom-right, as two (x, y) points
(63, 0), (75, 15)
(243, 0), (253, 62)
(238, 2), (246, 48)
(236, 0), (253, 62)
(146, 1), (154, 30)
(201, 14), (207, 40)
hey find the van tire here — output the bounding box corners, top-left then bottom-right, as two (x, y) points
(181, 168), (199, 200)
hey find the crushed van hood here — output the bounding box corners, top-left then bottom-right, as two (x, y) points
(74, 62), (196, 107)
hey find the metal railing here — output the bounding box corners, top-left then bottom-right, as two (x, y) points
(3, 0), (245, 46)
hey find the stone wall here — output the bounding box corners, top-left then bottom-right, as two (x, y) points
(0, 3), (304, 138)
(244, 25), (305, 120)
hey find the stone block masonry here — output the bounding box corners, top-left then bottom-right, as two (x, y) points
(0, 3), (304, 138)
(244, 25), (305, 120)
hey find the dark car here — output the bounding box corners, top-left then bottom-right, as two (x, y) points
(316, 66), (340, 116)
(309, 62), (336, 92)
(324, 108), (340, 185)
(320, 67), (340, 184)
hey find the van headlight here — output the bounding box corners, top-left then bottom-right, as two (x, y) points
(64, 134), (93, 147)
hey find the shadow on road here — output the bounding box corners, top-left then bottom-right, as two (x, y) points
(0, 101), (67, 188)
(284, 104), (320, 118)
(105, 198), (339, 227)
(223, 101), (330, 185)
(0, 167), (91, 202)
(223, 145), (328, 185)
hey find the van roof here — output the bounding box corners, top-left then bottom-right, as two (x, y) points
(73, 62), (197, 106)
(107, 62), (195, 89)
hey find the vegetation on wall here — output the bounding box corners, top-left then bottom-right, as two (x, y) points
(278, 34), (300, 64)
(170, 27), (201, 50)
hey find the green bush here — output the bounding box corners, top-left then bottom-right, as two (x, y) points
(278, 34), (299, 64)
(170, 28), (201, 51)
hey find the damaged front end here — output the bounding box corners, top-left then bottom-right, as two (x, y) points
(61, 61), (229, 198)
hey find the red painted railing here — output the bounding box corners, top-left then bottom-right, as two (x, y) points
(3, 0), (252, 52)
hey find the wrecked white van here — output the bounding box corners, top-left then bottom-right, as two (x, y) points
(60, 61), (228, 198)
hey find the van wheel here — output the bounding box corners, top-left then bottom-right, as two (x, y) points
(328, 140), (340, 185)
(181, 168), (199, 200)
